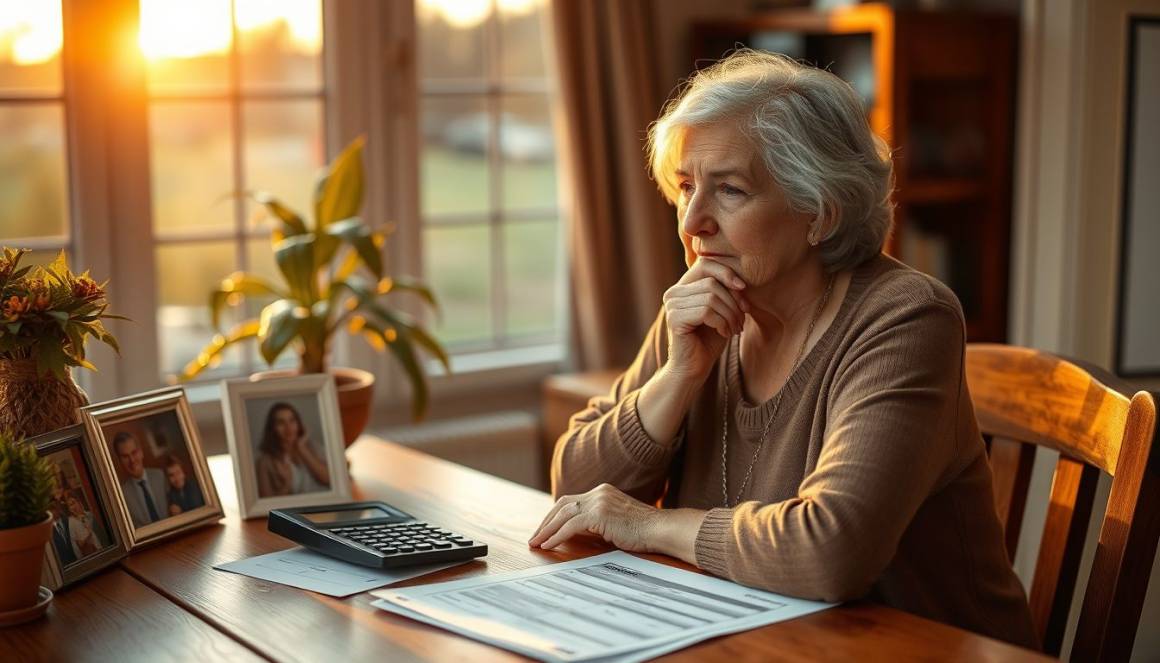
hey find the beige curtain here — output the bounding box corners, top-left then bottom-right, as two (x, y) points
(550, 0), (685, 370)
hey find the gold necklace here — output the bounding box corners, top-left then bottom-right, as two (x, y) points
(720, 274), (835, 508)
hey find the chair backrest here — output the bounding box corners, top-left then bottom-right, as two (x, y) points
(965, 343), (1159, 661)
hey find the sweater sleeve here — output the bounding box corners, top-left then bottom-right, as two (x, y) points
(693, 290), (966, 602)
(550, 309), (682, 503)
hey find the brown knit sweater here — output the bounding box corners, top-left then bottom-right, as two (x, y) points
(552, 255), (1039, 650)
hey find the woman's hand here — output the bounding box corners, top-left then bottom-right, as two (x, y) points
(662, 257), (748, 385)
(529, 483), (660, 552)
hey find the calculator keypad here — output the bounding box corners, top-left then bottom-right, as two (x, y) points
(328, 522), (476, 557)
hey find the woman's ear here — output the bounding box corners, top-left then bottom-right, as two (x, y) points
(807, 212), (833, 247)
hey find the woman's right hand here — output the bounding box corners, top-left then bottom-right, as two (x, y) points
(661, 257), (748, 386)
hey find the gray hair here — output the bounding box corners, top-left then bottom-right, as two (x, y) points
(648, 49), (894, 272)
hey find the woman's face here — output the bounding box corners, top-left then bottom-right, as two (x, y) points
(674, 122), (814, 287)
(67, 495), (84, 517)
(273, 408), (300, 447)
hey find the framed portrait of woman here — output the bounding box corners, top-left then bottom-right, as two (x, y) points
(221, 374), (351, 519)
(29, 425), (129, 590)
(81, 387), (223, 549)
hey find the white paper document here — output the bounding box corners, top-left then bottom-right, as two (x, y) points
(370, 551), (835, 662)
(214, 546), (465, 598)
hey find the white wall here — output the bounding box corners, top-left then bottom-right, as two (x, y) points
(1011, 0), (1160, 660)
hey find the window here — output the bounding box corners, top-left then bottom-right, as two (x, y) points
(140, 0), (326, 380)
(0, 3), (69, 267)
(0, 0), (565, 411)
(416, 0), (563, 359)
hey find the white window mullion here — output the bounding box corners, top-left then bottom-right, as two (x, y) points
(323, 0), (421, 409)
(64, 0), (159, 400)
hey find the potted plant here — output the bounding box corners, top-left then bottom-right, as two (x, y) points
(0, 249), (122, 440)
(180, 137), (449, 442)
(0, 431), (57, 621)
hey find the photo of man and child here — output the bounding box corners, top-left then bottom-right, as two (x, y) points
(103, 411), (205, 529)
(44, 443), (114, 567)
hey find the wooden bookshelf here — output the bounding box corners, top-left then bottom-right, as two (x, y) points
(692, 4), (1017, 341)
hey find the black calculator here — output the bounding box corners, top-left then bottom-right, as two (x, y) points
(267, 501), (487, 569)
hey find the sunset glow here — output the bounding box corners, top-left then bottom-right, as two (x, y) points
(138, 0), (321, 61)
(419, 0), (539, 29)
(0, 3), (63, 65)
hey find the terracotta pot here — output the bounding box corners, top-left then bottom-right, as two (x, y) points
(0, 514), (52, 614)
(0, 359), (89, 440)
(251, 367), (375, 448)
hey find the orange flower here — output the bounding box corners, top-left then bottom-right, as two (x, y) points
(22, 278), (50, 312)
(71, 276), (104, 301)
(2, 294), (29, 320)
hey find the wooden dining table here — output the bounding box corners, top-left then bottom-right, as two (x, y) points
(0, 436), (1053, 662)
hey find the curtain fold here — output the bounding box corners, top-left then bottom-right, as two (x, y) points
(550, 0), (685, 370)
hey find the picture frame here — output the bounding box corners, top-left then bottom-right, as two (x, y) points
(222, 374), (351, 519)
(30, 425), (128, 590)
(1114, 16), (1160, 377)
(81, 387), (222, 549)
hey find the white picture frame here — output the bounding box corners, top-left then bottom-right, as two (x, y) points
(222, 374), (351, 519)
(81, 387), (223, 550)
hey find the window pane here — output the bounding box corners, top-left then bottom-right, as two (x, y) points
(0, 2), (62, 94)
(0, 104), (68, 239)
(156, 241), (244, 378)
(417, 0), (487, 82)
(424, 224), (491, 344)
(140, 0), (232, 94)
(150, 102), (235, 234)
(243, 99), (324, 226)
(504, 220), (557, 337)
(499, 0), (547, 80)
(236, 0), (323, 91)
(500, 95), (556, 211)
(422, 96), (490, 216)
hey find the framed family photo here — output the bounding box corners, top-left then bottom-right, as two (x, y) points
(222, 374), (351, 519)
(81, 387), (222, 549)
(30, 425), (128, 590)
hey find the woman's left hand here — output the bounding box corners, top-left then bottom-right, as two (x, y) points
(529, 484), (659, 552)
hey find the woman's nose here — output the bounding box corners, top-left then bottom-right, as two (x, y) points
(681, 192), (717, 237)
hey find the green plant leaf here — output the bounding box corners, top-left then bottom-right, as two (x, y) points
(324, 217), (382, 279)
(250, 191), (308, 237)
(258, 299), (308, 366)
(384, 276), (440, 314)
(178, 320), (261, 381)
(273, 233), (319, 304)
(313, 136), (364, 230)
(365, 319), (429, 421)
(210, 272), (286, 330)
(366, 304), (450, 373)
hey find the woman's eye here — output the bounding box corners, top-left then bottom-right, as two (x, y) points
(678, 181), (695, 196)
(720, 184), (746, 196)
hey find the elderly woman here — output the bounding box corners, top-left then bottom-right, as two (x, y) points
(529, 51), (1037, 649)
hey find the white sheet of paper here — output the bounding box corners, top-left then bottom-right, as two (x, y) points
(214, 546), (466, 598)
(370, 551), (835, 662)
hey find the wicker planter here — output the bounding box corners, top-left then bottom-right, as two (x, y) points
(0, 359), (89, 440)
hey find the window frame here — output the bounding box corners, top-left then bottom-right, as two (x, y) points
(9, 0), (565, 430)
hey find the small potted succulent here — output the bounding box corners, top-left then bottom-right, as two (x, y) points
(180, 137), (448, 440)
(0, 431), (57, 621)
(0, 249), (122, 440)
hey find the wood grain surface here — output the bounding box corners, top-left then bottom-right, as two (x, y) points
(112, 437), (1049, 662)
(0, 568), (262, 663)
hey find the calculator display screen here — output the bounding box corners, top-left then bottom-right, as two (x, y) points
(302, 506), (393, 524)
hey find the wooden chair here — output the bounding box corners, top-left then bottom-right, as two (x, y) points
(965, 344), (1159, 661)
